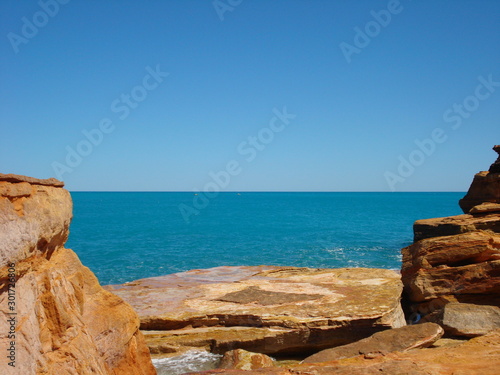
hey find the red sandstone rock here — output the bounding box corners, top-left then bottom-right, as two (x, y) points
(401, 231), (500, 302)
(0, 175), (156, 375)
(219, 349), (274, 370)
(459, 146), (500, 213)
(421, 302), (500, 337)
(302, 323), (443, 363)
(470, 202), (500, 214)
(0, 172), (64, 187)
(188, 329), (500, 375)
(413, 213), (500, 242)
(107, 266), (405, 356)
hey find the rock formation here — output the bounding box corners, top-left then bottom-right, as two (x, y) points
(402, 231), (500, 302)
(459, 145), (500, 213)
(106, 266), (405, 357)
(421, 302), (500, 337)
(302, 322), (443, 364)
(401, 147), (500, 340)
(0, 173), (156, 374)
(186, 145), (500, 374)
(189, 329), (500, 375)
(489, 145), (500, 173)
(413, 212), (500, 242)
(219, 349), (274, 370)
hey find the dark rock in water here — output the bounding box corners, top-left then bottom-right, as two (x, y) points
(459, 145), (500, 213)
(302, 323), (443, 364)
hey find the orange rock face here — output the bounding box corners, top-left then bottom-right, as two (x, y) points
(401, 147), (500, 341)
(413, 213), (500, 242)
(459, 146), (500, 213)
(402, 231), (500, 302)
(0, 173), (156, 375)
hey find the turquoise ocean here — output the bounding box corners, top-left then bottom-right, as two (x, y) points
(67, 192), (464, 286)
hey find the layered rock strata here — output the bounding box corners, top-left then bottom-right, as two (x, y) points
(413, 212), (500, 242)
(402, 231), (500, 302)
(0, 173), (156, 375)
(401, 147), (500, 339)
(106, 266), (405, 357)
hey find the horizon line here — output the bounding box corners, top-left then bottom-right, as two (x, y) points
(68, 190), (467, 193)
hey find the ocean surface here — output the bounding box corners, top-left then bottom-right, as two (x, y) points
(67, 192), (464, 286)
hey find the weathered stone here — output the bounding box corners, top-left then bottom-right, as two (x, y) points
(107, 266), (405, 356)
(144, 326), (311, 357)
(219, 349), (274, 370)
(470, 202), (500, 214)
(489, 145), (500, 173)
(413, 213), (500, 242)
(422, 302), (500, 337)
(459, 171), (500, 214)
(459, 168), (500, 217)
(0, 180), (73, 267)
(0, 173), (65, 187)
(401, 231), (500, 302)
(302, 323), (443, 363)
(430, 338), (467, 348)
(0, 175), (156, 374)
(458, 146), (500, 213)
(188, 329), (500, 375)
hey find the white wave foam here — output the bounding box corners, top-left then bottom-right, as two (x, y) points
(152, 351), (222, 375)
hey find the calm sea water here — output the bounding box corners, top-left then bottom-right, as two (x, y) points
(66, 192), (464, 286)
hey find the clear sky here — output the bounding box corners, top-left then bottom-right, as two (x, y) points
(1, 0), (499, 192)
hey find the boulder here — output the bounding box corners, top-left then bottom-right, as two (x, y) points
(0, 174), (156, 374)
(401, 231), (500, 302)
(0, 173), (73, 266)
(106, 266), (405, 356)
(459, 145), (500, 213)
(188, 329), (500, 375)
(302, 322), (443, 363)
(422, 302), (500, 337)
(219, 349), (274, 370)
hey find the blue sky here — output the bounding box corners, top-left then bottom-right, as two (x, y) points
(1, 0), (499, 192)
